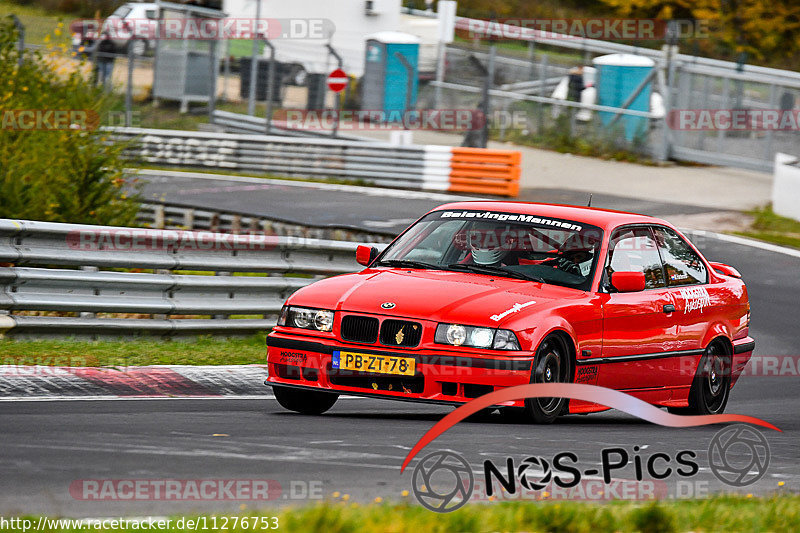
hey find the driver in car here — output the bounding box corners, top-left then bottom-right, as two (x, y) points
(464, 226), (520, 266)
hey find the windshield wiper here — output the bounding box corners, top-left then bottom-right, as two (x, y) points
(376, 259), (444, 270)
(446, 263), (546, 283)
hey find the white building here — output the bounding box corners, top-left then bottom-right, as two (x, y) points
(222, 0), (438, 77)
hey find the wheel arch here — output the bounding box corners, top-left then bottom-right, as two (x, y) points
(702, 322), (733, 354)
(536, 326), (578, 381)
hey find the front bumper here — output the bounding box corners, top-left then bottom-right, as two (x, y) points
(266, 332), (535, 407)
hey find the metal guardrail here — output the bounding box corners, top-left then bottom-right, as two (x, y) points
(0, 219), (382, 337)
(110, 127), (522, 196)
(210, 110), (376, 142)
(137, 203), (394, 242)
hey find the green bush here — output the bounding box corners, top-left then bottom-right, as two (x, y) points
(0, 16), (140, 226)
(7, 0), (124, 18)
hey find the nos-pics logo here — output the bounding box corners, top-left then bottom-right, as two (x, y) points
(411, 424), (770, 513)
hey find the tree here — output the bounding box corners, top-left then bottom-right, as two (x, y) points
(597, 0), (800, 64)
(0, 17), (140, 225)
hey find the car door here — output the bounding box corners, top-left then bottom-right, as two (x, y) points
(597, 226), (681, 391)
(651, 226), (712, 355)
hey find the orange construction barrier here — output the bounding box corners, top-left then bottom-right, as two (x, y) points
(449, 148), (521, 197)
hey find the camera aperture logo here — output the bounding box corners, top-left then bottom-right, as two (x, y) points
(708, 424), (770, 486)
(410, 425), (771, 512)
(411, 451), (473, 513)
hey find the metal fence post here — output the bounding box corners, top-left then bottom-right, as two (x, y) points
(326, 44), (343, 138)
(247, 0), (262, 116)
(11, 15), (24, 67)
(264, 39), (276, 135)
(154, 205), (165, 229)
(183, 208), (195, 230)
(394, 52), (415, 118)
(208, 39), (217, 123)
(434, 41), (446, 109)
(538, 55), (548, 134)
(126, 42), (134, 126)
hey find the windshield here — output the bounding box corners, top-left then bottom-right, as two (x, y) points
(377, 209), (604, 290)
(111, 6), (133, 18)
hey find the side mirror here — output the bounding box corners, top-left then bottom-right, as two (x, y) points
(356, 245), (378, 266)
(611, 271), (646, 293)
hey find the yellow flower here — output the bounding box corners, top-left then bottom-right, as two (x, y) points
(54, 29), (62, 37)
(374, 497), (382, 503)
(44, 35), (51, 44)
(22, 86), (28, 92)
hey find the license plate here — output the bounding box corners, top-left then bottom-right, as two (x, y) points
(332, 351), (415, 376)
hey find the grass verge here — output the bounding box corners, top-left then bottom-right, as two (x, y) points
(0, 334), (267, 366)
(735, 205), (800, 250)
(1, 0), (71, 47)
(3, 495), (799, 532)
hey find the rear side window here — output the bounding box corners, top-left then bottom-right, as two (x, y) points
(652, 227), (707, 286)
(607, 227), (666, 289)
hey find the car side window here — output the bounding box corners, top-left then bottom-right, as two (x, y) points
(607, 227), (666, 289)
(145, 9), (158, 19)
(652, 227), (708, 286)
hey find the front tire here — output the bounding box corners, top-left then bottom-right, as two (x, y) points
(671, 341), (731, 415)
(273, 385), (338, 415)
(522, 334), (574, 424)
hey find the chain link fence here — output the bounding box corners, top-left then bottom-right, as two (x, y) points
(420, 37), (800, 169)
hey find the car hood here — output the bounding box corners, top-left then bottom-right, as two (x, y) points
(287, 268), (584, 327)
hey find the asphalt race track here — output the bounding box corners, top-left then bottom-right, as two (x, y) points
(1, 180), (798, 516)
(136, 170), (720, 236)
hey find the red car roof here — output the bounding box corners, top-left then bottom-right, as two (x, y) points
(431, 201), (667, 231)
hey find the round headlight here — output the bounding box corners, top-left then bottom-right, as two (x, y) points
(470, 328), (494, 348)
(314, 310), (333, 331)
(446, 324), (467, 346)
(293, 308), (312, 328)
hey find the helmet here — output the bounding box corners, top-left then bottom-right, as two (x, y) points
(468, 225), (515, 265)
(558, 233), (596, 264)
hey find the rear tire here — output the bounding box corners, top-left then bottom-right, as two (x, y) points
(674, 341), (731, 415)
(523, 334), (573, 424)
(273, 385), (338, 415)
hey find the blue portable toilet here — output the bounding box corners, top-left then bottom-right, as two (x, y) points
(361, 31), (420, 121)
(593, 54), (655, 141)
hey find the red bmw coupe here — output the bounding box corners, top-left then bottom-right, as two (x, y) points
(266, 202), (754, 423)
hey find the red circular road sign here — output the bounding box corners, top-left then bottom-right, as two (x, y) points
(327, 68), (348, 92)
